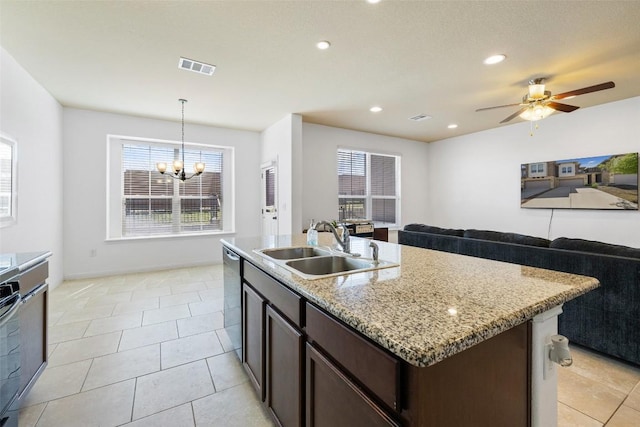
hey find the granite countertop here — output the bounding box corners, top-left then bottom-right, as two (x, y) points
(0, 251), (52, 282)
(222, 234), (599, 367)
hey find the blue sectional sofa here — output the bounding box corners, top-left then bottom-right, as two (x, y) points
(398, 224), (640, 366)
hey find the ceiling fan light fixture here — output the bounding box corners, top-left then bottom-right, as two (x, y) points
(528, 83), (546, 100)
(483, 54), (506, 65)
(519, 104), (554, 121)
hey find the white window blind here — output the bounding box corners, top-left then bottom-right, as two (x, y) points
(337, 149), (400, 226)
(116, 141), (226, 238)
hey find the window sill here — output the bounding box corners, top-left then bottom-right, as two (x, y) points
(105, 230), (236, 242)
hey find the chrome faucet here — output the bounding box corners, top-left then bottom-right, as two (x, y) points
(369, 241), (379, 265)
(314, 221), (351, 254)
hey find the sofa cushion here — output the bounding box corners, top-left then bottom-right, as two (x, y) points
(403, 224), (464, 237)
(550, 237), (640, 259)
(463, 229), (551, 248)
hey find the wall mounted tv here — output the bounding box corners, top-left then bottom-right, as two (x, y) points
(521, 152), (638, 210)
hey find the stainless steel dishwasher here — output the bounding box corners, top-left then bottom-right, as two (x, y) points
(222, 246), (242, 359)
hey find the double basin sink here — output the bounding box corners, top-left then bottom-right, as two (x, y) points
(255, 246), (397, 280)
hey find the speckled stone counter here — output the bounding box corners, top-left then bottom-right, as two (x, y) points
(222, 234), (599, 367)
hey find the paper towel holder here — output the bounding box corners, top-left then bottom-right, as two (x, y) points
(548, 334), (573, 367)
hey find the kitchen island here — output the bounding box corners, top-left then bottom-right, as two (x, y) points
(222, 235), (599, 427)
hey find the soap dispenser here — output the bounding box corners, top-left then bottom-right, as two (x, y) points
(307, 219), (318, 246)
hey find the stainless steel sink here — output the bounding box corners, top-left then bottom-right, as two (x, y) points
(285, 256), (373, 275)
(258, 246), (331, 260)
(254, 246), (398, 280)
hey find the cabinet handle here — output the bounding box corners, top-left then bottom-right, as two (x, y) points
(22, 283), (47, 304)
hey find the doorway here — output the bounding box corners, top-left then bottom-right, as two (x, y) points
(261, 163), (278, 236)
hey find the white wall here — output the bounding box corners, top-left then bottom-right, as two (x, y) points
(427, 97), (640, 247)
(63, 108), (261, 279)
(301, 123), (430, 230)
(0, 47), (64, 287)
(260, 114), (303, 234)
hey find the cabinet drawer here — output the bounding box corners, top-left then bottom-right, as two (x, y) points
(306, 343), (400, 427)
(244, 262), (302, 327)
(20, 261), (48, 295)
(305, 303), (400, 412)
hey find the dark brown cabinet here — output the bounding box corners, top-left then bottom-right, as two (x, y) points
(306, 343), (400, 427)
(266, 305), (303, 427)
(242, 283), (265, 399)
(238, 258), (531, 427)
(17, 261), (49, 398)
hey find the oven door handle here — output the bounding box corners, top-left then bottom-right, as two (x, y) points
(0, 294), (21, 327)
(21, 283), (47, 304)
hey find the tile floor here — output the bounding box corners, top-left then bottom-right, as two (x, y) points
(18, 265), (640, 426)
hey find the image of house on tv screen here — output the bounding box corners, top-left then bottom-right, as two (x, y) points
(521, 152), (638, 210)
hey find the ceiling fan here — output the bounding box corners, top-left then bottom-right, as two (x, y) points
(476, 78), (615, 124)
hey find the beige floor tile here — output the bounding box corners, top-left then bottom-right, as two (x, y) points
(48, 331), (121, 367)
(47, 343), (57, 357)
(18, 401), (47, 427)
(566, 346), (640, 394)
(49, 320), (90, 344)
(83, 291), (132, 307)
(192, 382), (275, 427)
(188, 298), (224, 316)
(558, 368), (627, 423)
(132, 287), (172, 300)
(55, 304), (115, 325)
(119, 320), (178, 351)
(176, 311), (224, 337)
(199, 288), (224, 300)
(606, 405), (640, 426)
(20, 359), (92, 407)
(142, 304), (191, 326)
(83, 344), (160, 391)
(171, 281), (208, 294)
(122, 403), (194, 427)
(36, 379), (135, 427)
(207, 352), (248, 392)
(132, 360), (214, 420)
(112, 297), (159, 316)
(216, 327), (236, 352)
(161, 331), (225, 369)
(83, 312), (142, 337)
(558, 402), (602, 426)
(159, 291), (201, 308)
(47, 311), (65, 326)
(624, 382), (640, 412)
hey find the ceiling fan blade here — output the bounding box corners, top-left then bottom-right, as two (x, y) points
(547, 102), (580, 113)
(554, 81), (615, 100)
(476, 103), (522, 112)
(500, 107), (528, 124)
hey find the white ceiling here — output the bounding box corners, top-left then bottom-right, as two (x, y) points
(1, 0), (639, 143)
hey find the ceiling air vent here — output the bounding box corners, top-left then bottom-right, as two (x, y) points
(178, 57), (216, 76)
(408, 114), (432, 122)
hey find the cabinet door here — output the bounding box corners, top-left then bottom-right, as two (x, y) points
(306, 343), (400, 427)
(242, 283), (265, 400)
(266, 305), (303, 427)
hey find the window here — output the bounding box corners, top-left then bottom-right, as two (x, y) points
(530, 163), (545, 174)
(337, 149), (400, 226)
(107, 136), (234, 239)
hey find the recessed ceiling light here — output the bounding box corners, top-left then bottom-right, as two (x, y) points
(367, 0), (382, 4)
(316, 40), (331, 50)
(370, 106), (383, 113)
(483, 54), (506, 65)
(448, 124), (458, 129)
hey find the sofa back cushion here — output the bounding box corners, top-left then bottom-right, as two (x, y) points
(550, 237), (640, 259)
(463, 229), (551, 248)
(403, 224), (464, 237)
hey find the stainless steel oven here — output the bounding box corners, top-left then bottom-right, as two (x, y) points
(0, 270), (20, 427)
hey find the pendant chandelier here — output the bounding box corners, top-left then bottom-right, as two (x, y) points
(156, 99), (205, 181)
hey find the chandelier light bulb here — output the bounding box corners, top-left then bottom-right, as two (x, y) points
(194, 162), (205, 174)
(173, 160), (184, 173)
(156, 162), (167, 174)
